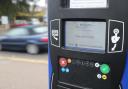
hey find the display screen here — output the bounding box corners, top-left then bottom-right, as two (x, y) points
(65, 21), (106, 53)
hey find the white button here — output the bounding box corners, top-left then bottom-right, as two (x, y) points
(95, 63), (100, 68)
(97, 74), (102, 79)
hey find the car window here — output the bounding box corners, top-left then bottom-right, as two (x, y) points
(6, 28), (29, 36)
(33, 27), (48, 34)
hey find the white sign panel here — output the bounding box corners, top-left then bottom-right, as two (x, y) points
(70, 0), (108, 8)
(1, 16), (9, 24)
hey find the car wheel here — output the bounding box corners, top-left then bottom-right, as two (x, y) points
(0, 44), (2, 51)
(26, 44), (39, 54)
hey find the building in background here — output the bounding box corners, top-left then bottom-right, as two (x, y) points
(0, 0), (48, 33)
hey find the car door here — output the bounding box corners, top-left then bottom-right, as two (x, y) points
(2, 28), (30, 50)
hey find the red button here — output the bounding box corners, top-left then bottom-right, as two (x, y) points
(59, 58), (67, 67)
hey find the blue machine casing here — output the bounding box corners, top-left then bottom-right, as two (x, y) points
(121, 52), (128, 89)
(48, 47), (52, 89)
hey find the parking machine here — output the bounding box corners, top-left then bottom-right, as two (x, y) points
(48, 0), (128, 89)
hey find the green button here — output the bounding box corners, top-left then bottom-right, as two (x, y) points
(100, 64), (110, 74)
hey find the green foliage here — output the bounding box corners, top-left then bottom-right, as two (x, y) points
(0, 0), (29, 20)
(17, 0), (29, 12)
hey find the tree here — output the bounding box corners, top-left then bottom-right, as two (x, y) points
(0, 0), (29, 21)
(16, 0), (30, 12)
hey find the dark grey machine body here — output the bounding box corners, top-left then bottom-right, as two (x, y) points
(48, 0), (128, 89)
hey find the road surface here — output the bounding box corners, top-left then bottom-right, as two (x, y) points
(0, 51), (48, 89)
(0, 51), (48, 64)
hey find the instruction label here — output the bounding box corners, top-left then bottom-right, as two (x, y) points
(70, 0), (108, 8)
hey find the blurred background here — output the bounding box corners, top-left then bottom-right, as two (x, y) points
(0, 0), (48, 89)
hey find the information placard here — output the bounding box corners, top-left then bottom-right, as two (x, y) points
(1, 16), (9, 24)
(70, 0), (108, 8)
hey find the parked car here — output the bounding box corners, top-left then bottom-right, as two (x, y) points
(0, 25), (48, 54)
(11, 23), (30, 27)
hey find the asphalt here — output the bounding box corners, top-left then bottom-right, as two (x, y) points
(0, 51), (48, 89)
(0, 60), (48, 89)
(0, 51), (48, 64)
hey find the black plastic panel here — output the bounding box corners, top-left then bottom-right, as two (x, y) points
(48, 0), (128, 89)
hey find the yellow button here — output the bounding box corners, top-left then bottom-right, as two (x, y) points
(102, 75), (107, 80)
(67, 58), (72, 64)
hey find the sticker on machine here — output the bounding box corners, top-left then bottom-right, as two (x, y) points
(107, 20), (124, 53)
(70, 0), (108, 8)
(50, 19), (60, 47)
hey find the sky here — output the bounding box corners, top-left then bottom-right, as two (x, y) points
(34, 0), (47, 7)
(12, 0), (46, 7)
